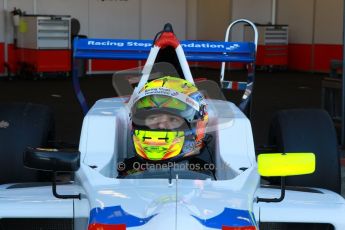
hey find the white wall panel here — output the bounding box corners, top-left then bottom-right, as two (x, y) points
(140, 0), (186, 40)
(232, 0), (272, 24)
(314, 0), (343, 44)
(0, 0), (4, 74)
(186, 0), (197, 40)
(231, 0), (272, 41)
(0, 0), (4, 42)
(277, 0), (314, 44)
(6, 0), (34, 14)
(37, 0), (89, 36)
(197, 0), (231, 40)
(5, 0), (35, 42)
(89, 0), (140, 39)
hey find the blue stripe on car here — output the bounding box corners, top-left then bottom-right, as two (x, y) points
(89, 205), (156, 227)
(192, 207), (255, 229)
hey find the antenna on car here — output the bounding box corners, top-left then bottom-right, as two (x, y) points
(163, 23), (174, 32)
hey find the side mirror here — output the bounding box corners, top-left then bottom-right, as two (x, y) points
(24, 147), (80, 172)
(256, 152), (315, 203)
(257, 152), (315, 177)
(24, 147), (81, 199)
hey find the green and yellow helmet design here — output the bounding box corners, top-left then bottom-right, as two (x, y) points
(131, 76), (208, 161)
(133, 130), (185, 160)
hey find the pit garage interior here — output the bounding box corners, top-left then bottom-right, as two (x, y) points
(0, 0), (345, 222)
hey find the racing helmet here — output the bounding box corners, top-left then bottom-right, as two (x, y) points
(131, 76), (208, 161)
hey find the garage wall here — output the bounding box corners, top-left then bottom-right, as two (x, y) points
(313, 0), (343, 72)
(0, 0), (4, 73)
(0, 0), (192, 74)
(6, 0), (35, 42)
(141, 0), (186, 39)
(277, 0), (314, 44)
(276, 0), (343, 72)
(276, 0), (315, 71)
(231, 0), (272, 41)
(37, 0), (89, 36)
(314, 0), (343, 44)
(1, 0), (189, 41)
(186, 0), (197, 40)
(2, 0), (37, 75)
(89, 0), (140, 38)
(232, 0), (272, 24)
(231, 0), (343, 45)
(1, 0), (344, 74)
(39, 0), (187, 39)
(0, 0), (4, 42)
(197, 0), (232, 40)
(232, 0), (343, 72)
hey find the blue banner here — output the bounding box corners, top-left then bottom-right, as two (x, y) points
(74, 38), (256, 60)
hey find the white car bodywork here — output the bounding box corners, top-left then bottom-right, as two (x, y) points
(1, 96), (345, 229)
(1, 19), (345, 229)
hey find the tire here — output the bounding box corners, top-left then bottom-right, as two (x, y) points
(0, 103), (55, 184)
(269, 109), (341, 194)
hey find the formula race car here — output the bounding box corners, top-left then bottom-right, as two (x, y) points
(0, 20), (344, 230)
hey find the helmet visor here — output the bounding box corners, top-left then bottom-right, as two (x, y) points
(132, 94), (198, 129)
(132, 109), (190, 130)
(144, 113), (186, 130)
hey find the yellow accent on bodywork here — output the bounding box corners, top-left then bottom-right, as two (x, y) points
(257, 153), (315, 177)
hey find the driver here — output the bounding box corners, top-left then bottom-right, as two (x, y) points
(118, 76), (212, 177)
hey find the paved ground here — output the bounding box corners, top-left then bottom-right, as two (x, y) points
(1, 69), (325, 145)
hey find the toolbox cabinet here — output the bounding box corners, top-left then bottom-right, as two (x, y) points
(245, 24), (289, 68)
(16, 15), (71, 75)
